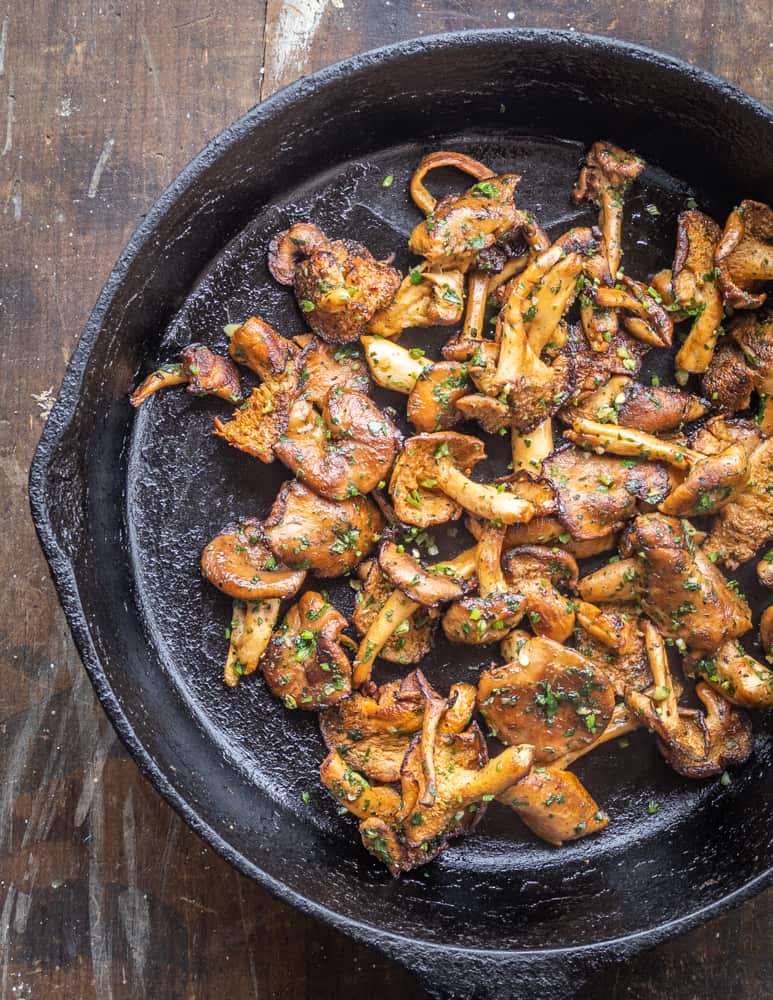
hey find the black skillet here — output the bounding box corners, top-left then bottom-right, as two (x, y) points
(29, 29), (773, 999)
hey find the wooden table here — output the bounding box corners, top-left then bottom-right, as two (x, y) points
(2, 2), (771, 997)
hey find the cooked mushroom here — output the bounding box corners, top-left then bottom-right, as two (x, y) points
(353, 546), (478, 685)
(270, 224), (401, 343)
(201, 519), (307, 600)
(590, 277), (673, 348)
(578, 555), (641, 603)
(701, 342), (754, 415)
(729, 307), (773, 434)
(757, 551), (773, 589)
(465, 510), (618, 560)
(685, 638), (773, 707)
(360, 335), (431, 393)
(560, 320), (649, 394)
(320, 751), (402, 824)
(703, 436), (773, 568)
(130, 344), (244, 408)
(441, 521), (525, 644)
(669, 210), (725, 373)
(543, 444), (670, 539)
(569, 375), (708, 433)
(223, 598), (281, 688)
(389, 432), (535, 527)
(715, 200), (773, 309)
(228, 316), (299, 381)
(406, 361), (471, 432)
(565, 415), (750, 518)
(409, 166), (523, 271)
(378, 538), (465, 607)
(502, 545), (578, 643)
(573, 141), (645, 277)
(263, 480), (384, 577)
(408, 150), (496, 214)
(441, 270), (492, 361)
(274, 388), (401, 500)
(620, 513), (752, 651)
(296, 338), (370, 406)
(319, 669), (476, 783)
(625, 620), (753, 778)
(498, 768), (608, 846)
(454, 393), (510, 434)
(478, 635), (615, 761)
(574, 601), (652, 695)
(351, 560), (436, 665)
(368, 264), (465, 338)
(762, 606), (773, 655)
(261, 591), (353, 709)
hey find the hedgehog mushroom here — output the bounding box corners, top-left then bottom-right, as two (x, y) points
(715, 200), (773, 310)
(477, 635), (615, 762)
(670, 210), (725, 373)
(389, 432), (536, 527)
(625, 620), (753, 778)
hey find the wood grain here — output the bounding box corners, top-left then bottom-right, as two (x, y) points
(1, 2), (771, 997)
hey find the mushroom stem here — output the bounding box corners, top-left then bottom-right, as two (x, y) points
(574, 600), (627, 652)
(641, 619), (679, 723)
(565, 416), (698, 468)
(129, 365), (186, 407)
(512, 418), (553, 473)
(599, 187), (625, 277)
(434, 460), (535, 524)
(486, 256), (528, 297)
(360, 335), (429, 393)
(224, 598), (280, 688)
(464, 270), (490, 340)
(552, 702), (639, 769)
(416, 675), (449, 808)
(526, 252), (583, 354)
(674, 292), (724, 375)
(759, 396), (773, 437)
(476, 521), (507, 597)
(409, 151), (495, 215)
(577, 558), (641, 604)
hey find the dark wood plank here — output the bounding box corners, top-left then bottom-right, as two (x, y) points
(1, 2), (771, 998)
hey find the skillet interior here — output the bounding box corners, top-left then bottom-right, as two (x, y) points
(31, 29), (773, 996)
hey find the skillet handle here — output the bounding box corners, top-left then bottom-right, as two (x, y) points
(386, 940), (614, 999)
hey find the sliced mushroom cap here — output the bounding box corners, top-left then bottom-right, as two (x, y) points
(758, 552), (773, 589)
(406, 361), (471, 432)
(319, 670), (476, 784)
(228, 316), (299, 383)
(296, 338), (370, 406)
(620, 514), (752, 651)
(560, 321), (649, 393)
(267, 223), (328, 285)
(454, 393), (510, 433)
(441, 592), (526, 645)
(543, 444), (670, 540)
(498, 768), (608, 846)
(201, 519), (307, 600)
(701, 342), (754, 415)
(570, 375), (708, 433)
(368, 265), (465, 338)
(263, 480), (384, 577)
(223, 597), (281, 688)
(716, 200), (773, 310)
(388, 431), (485, 527)
(478, 636), (615, 762)
(351, 560), (436, 665)
(378, 539), (464, 607)
(409, 174), (523, 270)
(293, 236), (402, 344)
(658, 441), (750, 517)
(574, 602), (652, 696)
(399, 724), (534, 847)
(262, 592), (353, 709)
(180, 344), (244, 402)
(685, 639), (773, 708)
(274, 388), (401, 500)
(502, 544), (578, 642)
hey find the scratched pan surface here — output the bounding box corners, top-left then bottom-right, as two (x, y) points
(29, 30), (773, 999)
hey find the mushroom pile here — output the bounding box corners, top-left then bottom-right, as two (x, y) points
(132, 145), (773, 875)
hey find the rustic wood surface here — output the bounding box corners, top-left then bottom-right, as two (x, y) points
(2, 2), (771, 997)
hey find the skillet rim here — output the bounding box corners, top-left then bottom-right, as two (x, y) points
(28, 25), (773, 979)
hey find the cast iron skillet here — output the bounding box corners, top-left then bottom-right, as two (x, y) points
(29, 29), (773, 999)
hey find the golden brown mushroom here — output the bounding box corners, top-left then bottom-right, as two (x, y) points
(261, 592), (353, 710)
(701, 342), (754, 415)
(269, 224), (401, 343)
(574, 601), (652, 696)
(377, 538), (465, 607)
(263, 480), (384, 578)
(757, 551), (773, 589)
(478, 635), (615, 762)
(715, 200), (773, 309)
(201, 519), (307, 601)
(320, 751), (402, 824)
(670, 210), (725, 373)
(274, 389), (401, 500)
(406, 361), (471, 432)
(684, 639), (773, 707)
(408, 150), (496, 215)
(620, 513), (752, 652)
(730, 307), (773, 434)
(625, 621), (753, 778)
(389, 432), (535, 527)
(590, 277), (673, 348)
(573, 141), (645, 277)
(360, 335), (431, 394)
(351, 560), (436, 665)
(130, 345), (244, 408)
(502, 545), (578, 643)
(762, 606), (773, 656)
(296, 338), (370, 406)
(569, 375), (708, 433)
(368, 264), (465, 338)
(223, 598), (281, 688)
(498, 768), (608, 847)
